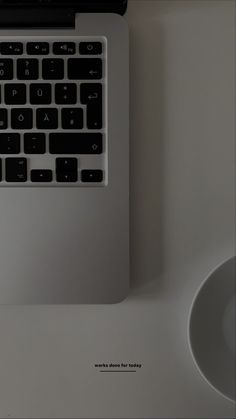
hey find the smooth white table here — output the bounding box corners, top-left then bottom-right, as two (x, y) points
(0, 1), (235, 418)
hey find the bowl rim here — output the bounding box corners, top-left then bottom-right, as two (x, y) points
(187, 255), (236, 404)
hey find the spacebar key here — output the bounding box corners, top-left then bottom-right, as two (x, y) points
(49, 133), (102, 154)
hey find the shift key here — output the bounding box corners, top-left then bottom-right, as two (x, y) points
(49, 133), (102, 154)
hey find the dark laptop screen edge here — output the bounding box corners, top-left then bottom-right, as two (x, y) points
(0, 0), (128, 28)
(0, 0), (128, 15)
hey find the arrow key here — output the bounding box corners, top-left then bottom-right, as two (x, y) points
(81, 170), (103, 183)
(56, 171), (78, 183)
(31, 170), (52, 182)
(56, 158), (77, 172)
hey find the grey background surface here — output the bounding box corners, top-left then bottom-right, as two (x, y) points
(0, 1), (235, 418)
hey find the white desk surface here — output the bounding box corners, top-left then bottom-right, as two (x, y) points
(0, 1), (235, 418)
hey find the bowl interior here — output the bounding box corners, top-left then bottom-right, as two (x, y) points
(189, 256), (236, 402)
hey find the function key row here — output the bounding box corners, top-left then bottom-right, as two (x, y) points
(0, 158), (103, 183)
(0, 58), (103, 80)
(0, 83), (102, 106)
(0, 42), (103, 56)
(0, 133), (103, 154)
(0, 105), (102, 130)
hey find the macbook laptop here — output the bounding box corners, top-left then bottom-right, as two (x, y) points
(0, 0), (129, 303)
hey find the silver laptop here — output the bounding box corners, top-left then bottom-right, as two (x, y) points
(0, 0), (129, 304)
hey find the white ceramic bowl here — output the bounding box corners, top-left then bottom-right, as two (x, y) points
(189, 256), (236, 402)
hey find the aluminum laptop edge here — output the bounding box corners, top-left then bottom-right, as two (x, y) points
(0, 0), (129, 304)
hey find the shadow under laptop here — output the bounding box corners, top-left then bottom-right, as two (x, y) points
(129, 18), (166, 296)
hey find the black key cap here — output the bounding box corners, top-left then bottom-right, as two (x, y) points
(56, 172), (78, 182)
(17, 59), (39, 80)
(81, 170), (103, 183)
(87, 103), (102, 129)
(62, 108), (83, 129)
(0, 133), (20, 154)
(55, 83), (77, 104)
(5, 84), (26, 105)
(56, 157), (79, 183)
(53, 42), (75, 55)
(0, 59), (13, 80)
(49, 133), (102, 154)
(0, 109), (8, 129)
(5, 157), (27, 182)
(56, 158), (77, 172)
(42, 59), (64, 80)
(68, 59), (102, 80)
(36, 108), (58, 129)
(11, 109), (33, 130)
(30, 84), (51, 105)
(24, 133), (46, 154)
(31, 169), (52, 182)
(27, 42), (49, 55)
(80, 83), (102, 104)
(79, 42), (102, 55)
(0, 158), (1, 181)
(1, 42), (23, 55)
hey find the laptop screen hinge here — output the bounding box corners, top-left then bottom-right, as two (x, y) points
(0, 8), (75, 28)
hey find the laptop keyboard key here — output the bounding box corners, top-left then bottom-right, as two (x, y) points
(53, 42), (75, 55)
(87, 103), (102, 129)
(0, 109), (8, 129)
(0, 59), (13, 80)
(56, 158), (77, 172)
(17, 59), (39, 80)
(30, 84), (52, 105)
(49, 133), (102, 154)
(27, 42), (49, 55)
(5, 157), (27, 182)
(56, 171), (78, 182)
(11, 108), (33, 129)
(31, 169), (52, 182)
(36, 108), (58, 129)
(5, 84), (26, 105)
(68, 59), (102, 80)
(24, 133), (46, 154)
(80, 83), (102, 104)
(81, 170), (103, 183)
(0, 133), (20, 154)
(42, 59), (64, 80)
(79, 42), (102, 55)
(1, 43), (23, 55)
(61, 108), (83, 129)
(55, 83), (77, 104)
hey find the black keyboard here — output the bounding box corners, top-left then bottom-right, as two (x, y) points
(0, 39), (106, 185)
